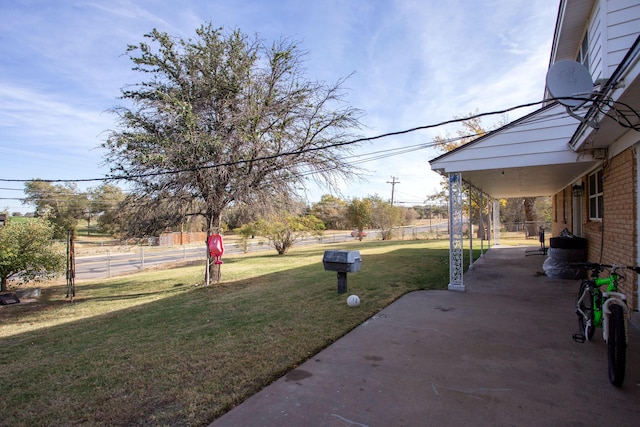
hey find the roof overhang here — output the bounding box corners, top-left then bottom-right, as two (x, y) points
(570, 36), (640, 151)
(429, 103), (599, 198)
(550, 0), (596, 65)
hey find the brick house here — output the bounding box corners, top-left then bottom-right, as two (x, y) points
(430, 0), (640, 312)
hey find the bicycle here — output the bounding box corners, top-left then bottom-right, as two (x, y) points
(573, 262), (639, 387)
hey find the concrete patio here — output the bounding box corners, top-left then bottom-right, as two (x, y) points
(211, 246), (640, 426)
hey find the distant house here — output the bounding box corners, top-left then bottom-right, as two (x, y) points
(0, 213), (6, 227)
(430, 0), (640, 311)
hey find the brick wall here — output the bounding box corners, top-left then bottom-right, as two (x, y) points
(597, 149), (636, 308)
(553, 148), (637, 309)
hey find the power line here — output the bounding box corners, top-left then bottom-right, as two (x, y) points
(4, 96), (633, 185)
(0, 98), (553, 184)
(395, 189), (428, 201)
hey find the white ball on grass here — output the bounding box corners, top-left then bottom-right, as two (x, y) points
(347, 295), (360, 307)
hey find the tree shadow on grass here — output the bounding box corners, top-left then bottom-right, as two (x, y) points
(0, 243), (478, 426)
(0, 241), (478, 319)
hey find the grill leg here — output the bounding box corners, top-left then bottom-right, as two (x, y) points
(337, 272), (347, 294)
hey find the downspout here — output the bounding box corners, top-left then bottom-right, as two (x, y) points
(635, 143), (640, 310)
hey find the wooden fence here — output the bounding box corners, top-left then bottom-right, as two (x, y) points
(158, 232), (207, 246)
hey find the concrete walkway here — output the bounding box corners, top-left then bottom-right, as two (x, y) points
(211, 246), (640, 426)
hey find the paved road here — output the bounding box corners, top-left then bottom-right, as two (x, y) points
(74, 223), (449, 281)
(75, 246), (208, 280)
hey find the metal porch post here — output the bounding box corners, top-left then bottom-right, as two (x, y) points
(448, 172), (465, 291)
(469, 184), (474, 270)
(493, 199), (501, 246)
(487, 197), (492, 250)
(480, 191), (484, 258)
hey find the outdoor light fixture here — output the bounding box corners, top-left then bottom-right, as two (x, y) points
(572, 184), (584, 197)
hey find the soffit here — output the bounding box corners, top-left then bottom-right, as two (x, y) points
(550, 0), (596, 64)
(429, 103), (599, 198)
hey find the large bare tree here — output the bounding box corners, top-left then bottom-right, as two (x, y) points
(103, 24), (362, 280)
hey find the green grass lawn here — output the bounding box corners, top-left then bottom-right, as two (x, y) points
(0, 239), (500, 425)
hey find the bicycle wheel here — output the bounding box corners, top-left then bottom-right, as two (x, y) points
(576, 281), (595, 340)
(607, 303), (626, 387)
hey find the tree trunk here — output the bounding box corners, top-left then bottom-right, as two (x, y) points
(205, 212), (223, 286)
(523, 197), (536, 237)
(205, 258), (222, 285)
(476, 216), (486, 240)
(1, 276), (8, 293)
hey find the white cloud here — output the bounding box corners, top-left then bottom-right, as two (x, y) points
(0, 0), (560, 211)
(0, 84), (109, 144)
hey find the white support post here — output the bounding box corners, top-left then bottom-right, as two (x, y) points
(468, 185), (473, 270)
(469, 184), (474, 270)
(480, 191), (484, 258)
(487, 197), (492, 250)
(448, 172), (465, 291)
(493, 199), (501, 246)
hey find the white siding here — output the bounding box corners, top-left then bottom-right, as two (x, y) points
(606, 0), (640, 76)
(431, 105), (582, 172)
(575, 1), (640, 81)
(588, 2), (605, 80)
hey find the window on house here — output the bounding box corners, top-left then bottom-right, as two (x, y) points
(578, 32), (589, 69)
(588, 170), (603, 220)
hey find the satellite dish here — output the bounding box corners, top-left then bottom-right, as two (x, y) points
(546, 60), (594, 108)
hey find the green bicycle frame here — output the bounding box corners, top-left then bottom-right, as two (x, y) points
(592, 273), (619, 327)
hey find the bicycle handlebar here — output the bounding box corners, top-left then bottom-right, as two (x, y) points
(571, 262), (640, 274)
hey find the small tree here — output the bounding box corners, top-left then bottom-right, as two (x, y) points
(90, 184), (127, 236)
(0, 218), (66, 292)
(311, 194), (348, 229)
(234, 222), (259, 253)
(23, 180), (88, 238)
(346, 198), (372, 240)
(254, 214), (325, 255)
(369, 195), (402, 240)
(401, 206), (420, 225)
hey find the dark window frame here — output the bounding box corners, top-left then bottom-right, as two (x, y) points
(588, 169), (603, 220)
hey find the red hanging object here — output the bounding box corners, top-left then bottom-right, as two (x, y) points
(207, 233), (225, 264)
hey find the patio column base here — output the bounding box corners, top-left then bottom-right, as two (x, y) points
(448, 283), (466, 292)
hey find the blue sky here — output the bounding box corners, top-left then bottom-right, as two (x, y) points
(0, 0), (559, 213)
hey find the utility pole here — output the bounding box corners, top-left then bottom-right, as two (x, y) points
(387, 176), (400, 206)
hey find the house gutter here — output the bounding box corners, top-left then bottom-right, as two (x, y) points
(548, 0), (569, 67)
